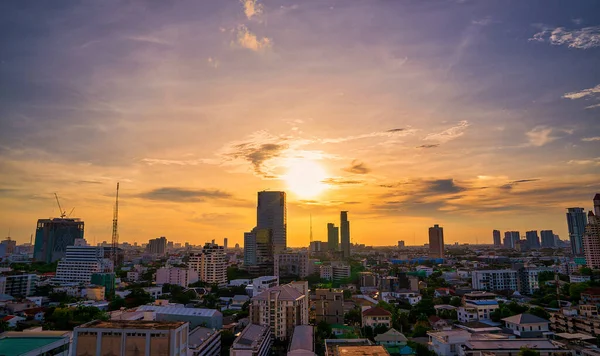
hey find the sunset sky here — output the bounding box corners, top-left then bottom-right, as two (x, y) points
(1, 0), (599, 247)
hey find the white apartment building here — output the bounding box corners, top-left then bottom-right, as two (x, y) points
(231, 324), (272, 356)
(427, 330), (471, 356)
(274, 251), (309, 278)
(471, 270), (518, 292)
(189, 243), (227, 286)
(245, 276), (279, 297)
(54, 246), (113, 284)
(518, 266), (552, 295)
(320, 264), (351, 281)
(249, 282), (309, 340)
(457, 292), (499, 324)
(156, 267), (199, 287)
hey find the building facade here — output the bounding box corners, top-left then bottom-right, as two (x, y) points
(492, 230), (501, 247)
(428, 224), (444, 258)
(274, 251), (309, 278)
(147, 236), (167, 256)
(314, 289), (344, 324)
(54, 246), (113, 284)
(541, 230), (555, 248)
(340, 212), (350, 259)
(567, 207), (588, 255)
(189, 243), (227, 286)
(471, 270), (518, 292)
(156, 267), (199, 287)
(0, 273), (38, 297)
(525, 231), (540, 249)
(327, 223), (339, 252)
(188, 327), (221, 356)
(34, 218), (85, 263)
(584, 195), (600, 269)
(257, 191), (287, 254)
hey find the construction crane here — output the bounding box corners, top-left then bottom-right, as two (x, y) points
(54, 193), (67, 218)
(111, 183), (120, 268)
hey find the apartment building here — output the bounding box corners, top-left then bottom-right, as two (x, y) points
(471, 270), (518, 292)
(54, 246), (113, 284)
(320, 263), (351, 281)
(457, 292), (499, 324)
(188, 327), (221, 356)
(245, 276), (279, 297)
(427, 330), (471, 356)
(361, 307), (392, 328)
(274, 251), (309, 278)
(230, 324), (272, 356)
(314, 289), (344, 324)
(551, 305), (600, 337)
(156, 267), (199, 287)
(0, 273), (38, 297)
(189, 243), (227, 286)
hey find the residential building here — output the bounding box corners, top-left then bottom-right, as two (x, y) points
(340, 211), (350, 259)
(584, 196), (600, 269)
(137, 305), (223, 329)
(243, 228), (274, 275)
(492, 230), (501, 247)
(288, 325), (315, 356)
(34, 217), (85, 263)
(257, 191), (287, 254)
(374, 328), (408, 351)
(54, 246), (113, 284)
(249, 283), (309, 340)
(461, 338), (566, 356)
(0, 331), (71, 356)
(189, 243), (227, 286)
(275, 251), (309, 278)
(128, 271), (140, 282)
(427, 330), (470, 356)
(361, 306), (392, 328)
(502, 313), (550, 338)
(328, 223), (339, 252)
(320, 263), (351, 281)
(245, 276), (279, 297)
(147, 236), (167, 256)
(314, 289), (344, 324)
(144, 286), (164, 299)
(518, 265), (551, 295)
(457, 292), (499, 324)
(156, 267), (199, 287)
(428, 224), (444, 258)
(567, 207), (588, 255)
(541, 230), (555, 248)
(526, 230), (540, 249)
(73, 320), (188, 356)
(230, 324), (272, 356)
(189, 327), (221, 356)
(359, 272), (377, 288)
(582, 288), (600, 305)
(471, 270), (518, 292)
(0, 273), (38, 297)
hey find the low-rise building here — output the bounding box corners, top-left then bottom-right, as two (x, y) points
(314, 289), (344, 324)
(374, 328), (408, 351)
(361, 307), (392, 328)
(230, 324), (272, 356)
(0, 331), (71, 356)
(502, 313), (550, 338)
(85, 286), (105, 301)
(582, 288), (600, 306)
(245, 276), (279, 297)
(188, 326), (221, 356)
(457, 292), (499, 324)
(461, 338), (568, 356)
(137, 305), (223, 329)
(471, 270), (518, 292)
(320, 264), (351, 281)
(156, 267), (199, 287)
(288, 325), (315, 356)
(427, 330), (470, 356)
(0, 273), (38, 297)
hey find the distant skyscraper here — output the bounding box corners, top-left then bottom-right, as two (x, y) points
(34, 218), (85, 263)
(340, 211), (350, 259)
(583, 194), (600, 269)
(327, 223), (339, 251)
(428, 224), (444, 258)
(567, 207), (588, 255)
(146, 236), (167, 255)
(525, 231), (540, 249)
(223, 238), (228, 250)
(540, 230), (555, 248)
(257, 191), (286, 254)
(492, 230), (501, 247)
(503, 232), (512, 249)
(244, 231), (257, 266)
(398, 240), (405, 248)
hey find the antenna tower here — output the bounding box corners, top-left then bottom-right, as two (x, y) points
(111, 183), (120, 269)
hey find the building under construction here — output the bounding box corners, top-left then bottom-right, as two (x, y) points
(34, 218), (84, 263)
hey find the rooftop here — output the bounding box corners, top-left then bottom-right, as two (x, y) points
(334, 345), (390, 356)
(465, 338), (557, 350)
(362, 307), (392, 317)
(0, 335), (68, 356)
(233, 324), (269, 349)
(189, 327), (218, 348)
(289, 325), (314, 352)
(502, 313), (549, 325)
(137, 305), (221, 317)
(374, 328), (407, 343)
(78, 320), (186, 330)
(253, 284), (304, 301)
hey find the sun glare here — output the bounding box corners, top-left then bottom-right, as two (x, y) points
(284, 159), (328, 198)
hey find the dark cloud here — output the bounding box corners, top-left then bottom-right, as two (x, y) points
(344, 160), (371, 174)
(387, 128), (405, 132)
(500, 178), (540, 190)
(423, 179), (466, 194)
(227, 142), (288, 177)
(322, 178), (364, 185)
(138, 187), (232, 202)
(416, 144), (439, 149)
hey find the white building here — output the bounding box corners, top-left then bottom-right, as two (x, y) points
(502, 313), (550, 337)
(156, 267), (199, 287)
(320, 263), (351, 281)
(518, 266), (552, 295)
(274, 251), (309, 278)
(457, 292), (499, 324)
(189, 326), (221, 356)
(0, 273), (38, 297)
(427, 330), (470, 356)
(189, 243), (227, 286)
(54, 246), (113, 284)
(245, 276), (279, 297)
(127, 271), (140, 282)
(471, 270), (518, 292)
(143, 286), (164, 299)
(231, 324), (272, 356)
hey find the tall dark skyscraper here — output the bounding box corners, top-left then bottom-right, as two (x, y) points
(327, 223), (339, 251)
(34, 218), (84, 263)
(429, 224), (444, 258)
(540, 230), (555, 248)
(340, 211), (350, 259)
(525, 230), (540, 249)
(493, 230), (501, 247)
(567, 207), (587, 255)
(503, 231), (520, 249)
(256, 191), (286, 254)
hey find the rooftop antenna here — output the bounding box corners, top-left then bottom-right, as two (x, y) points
(54, 193), (67, 218)
(111, 183), (120, 269)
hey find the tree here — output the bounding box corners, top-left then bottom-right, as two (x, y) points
(538, 271), (555, 283)
(412, 325), (430, 337)
(345, 307), (362, 326)
(220, 330), (236, 356)
(527, 307), (550, 320)
(449, 296), (461, 307)
(518, 348), (540, 356)
(569, 282), (590, 302)
(581, 267), (593, 276)
(316, 320), (333, 340)
(125, 288), (153, 308)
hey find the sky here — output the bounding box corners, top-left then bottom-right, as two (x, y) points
(1, 0), (599, 247)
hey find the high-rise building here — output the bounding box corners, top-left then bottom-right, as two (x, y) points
(309, 240), (324, 253)
(189, 242), (227, 286)
(493, 230), (501, 247)
(257, 191), (286, 254)
(503, 231), (519, 249)
(34, 218), (85, 263)
(583, 194), (600, 269)
(428, 224), (444, 258)
(340, 211), (350, 259)
(243, 231), (257, 266)
(327, 223), (339, 251)
(525, 231), (540, 249)
(541, 230), (555, 248)
(243, 228), (274, 275)
(223, 238), (228, 250)
(54, 246), (113, 284)
(155, 267), (199, 287)
(146, 236), (167, 255)
(567, 207), (588, 255)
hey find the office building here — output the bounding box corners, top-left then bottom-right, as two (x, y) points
(471, 270), (518, 292)
(244, 228), (274, 275)
(583, 194), (600, 269)
(540, 230), (555, 248)
(73, 320), (189, 356)
(309, 241), (324, 253)
(250, 282), (309, 340)
(274, 251), (309, 278)
(223, 238), (228, 250)
(230, 324), (272, 356)
(137, 305), (223, 329)
(314, 289), (344, 324)
(503, 231), (519, 249)
(156, 267), (199, 287)
(492, 230), (501, 247)
(567, 207), (588, 255)
(189, 327), (221, 356)
(428, 224), (444, 258)
(244, 231), (257, 266)
(147, 236), (167, 256)
(327, 223), (339, 251)
(525, 230), (540, 249)
(189, 243), (227, 286)
(340, 211), (351, 258)
(34, 218), (85, 263)
(0, 273), (38, 297)
(245, 276), (279, 297)
(0, 331), (71, 356)
(257, 191), (287, 254)
(54, 246), (113, 284)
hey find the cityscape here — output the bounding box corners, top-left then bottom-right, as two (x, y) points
(1, 1), (600, 356)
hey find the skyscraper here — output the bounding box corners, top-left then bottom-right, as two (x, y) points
(428, 224), (444, 258)
(257, 191), (286, 254)
(567, 207), (588, 255)
(146, 236), (167, 256)
(493, 230), (501, 247)
(525, 231), (540, 249)
(34, 218), (85, 263)
(502, 231), (520, 249)
(540, 230), (555, 248)
(327, 223), (339, 251)
(582, 194), (600, 269)
(223, 237), (228, 250)
(189, 242), (227, 286)
(340, 211), (350, 259)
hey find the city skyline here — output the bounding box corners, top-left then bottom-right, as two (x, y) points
(1, 1), (599, 246)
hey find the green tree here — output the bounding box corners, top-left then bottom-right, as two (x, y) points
(449, 296), (461, 307)
(125, 288), (153, 308)
(220, 330), (236, 356)
(109, 296), (126, 311)
(344, 307), (362, 326)
(527, 307), (550, 320)
(569, 282), (590, 302)
(581, 267), (593, 276)
(518, 348), (540, 356)
(412, 325), (430, 337)
(538, 271), (555, 283)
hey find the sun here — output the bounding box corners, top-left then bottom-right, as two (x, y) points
(284, 159), (328, 198)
